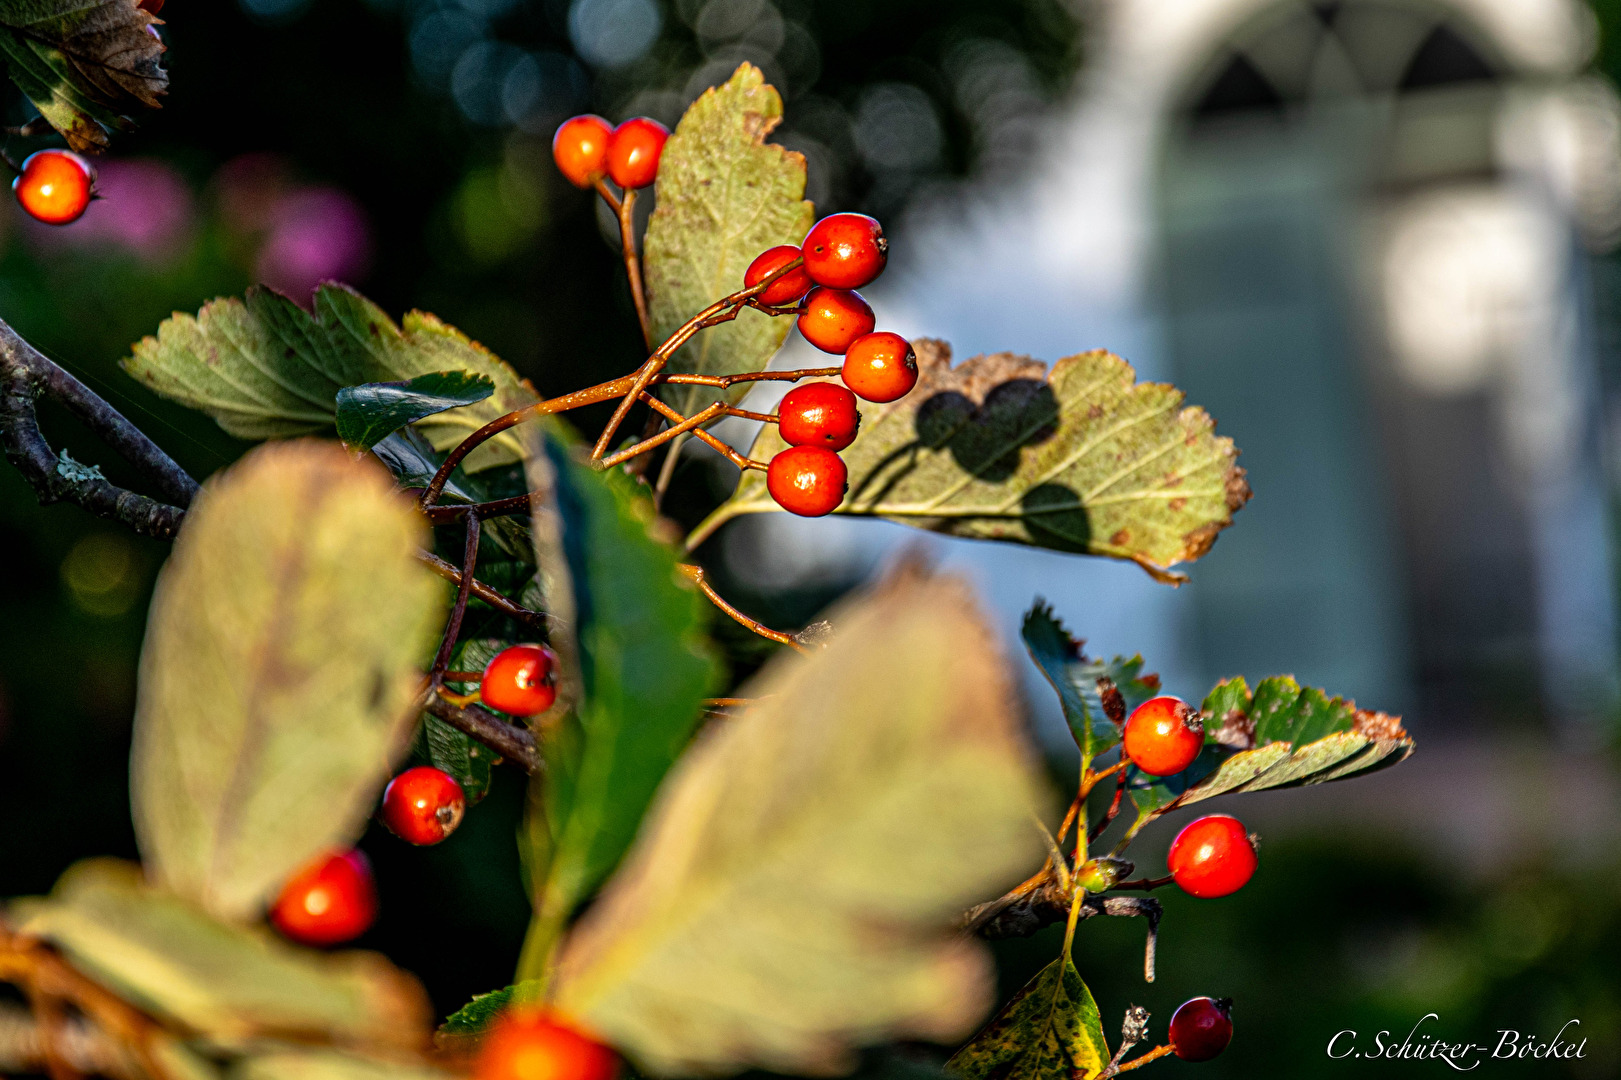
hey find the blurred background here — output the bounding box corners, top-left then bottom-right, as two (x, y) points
(1, 0), (1619, 1075)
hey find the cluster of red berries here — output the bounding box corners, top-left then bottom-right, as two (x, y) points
(1121, 696), (1260, 899)
(747, 213), (917, 517)
(553, 114), (668, 192)
(12, 149), (95, 226)
(268, 645), (558, 947)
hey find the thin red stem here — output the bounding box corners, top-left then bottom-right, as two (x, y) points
(678, 563), (807, 652)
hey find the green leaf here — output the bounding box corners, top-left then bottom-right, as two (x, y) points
(550, 566), (1051, 1076)
(692, 342), (1252, 579)
(643, 62), (815, 417)
(421, 639), (507, 803)
(130, 440), (443, 922)
(336, 371), (494, 452)
(436, 981), (541, 1047)
(123, 284), (537, 472)
(9, 860), (433, 1054)
(945, 955), (1109, 1080)
(1021, 601), (1161, 759)
(1128, 675), (1414, 820)
(0, 0), (166, 153)
(517, 431), (720, 975)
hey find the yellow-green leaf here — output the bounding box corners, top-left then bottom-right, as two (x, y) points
(229, 1048), (454, 1079)
(0, 0), (167, 153)
(692, 341), (1251, 579)
(551, 566), (1050, 1076)
(130, 440), (443, 922)
(643, 63), (815, 416)
(9, 860), (432, 1054)
(122, 284), (536, 472)
(946, 956), (1109, 1080)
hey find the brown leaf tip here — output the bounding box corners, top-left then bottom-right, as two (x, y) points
(1352, 709), (1409, 743)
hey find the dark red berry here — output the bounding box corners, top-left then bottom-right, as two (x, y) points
(797, 288), (875, 354)
(766, 446), (847, 517)
(841, 332), (917, 403)
(1167, 814), (1258, 898)
(1169, 997), (1233, 1062)
(801, 213), (887, 289)
(13, 150), (94, 226)
(138, 0), (164, 13)
(1121, 695), (1204, 776)
(553, 115), (613, 189)
(381, 766), (466, 846)
(606, 117), (668, 190)
(475, 1008), (619, 1080)
(270, 850), (377, 946)
(480, 644), (558, 717)
(778, 383), (860, 451)
(745, 245), (814, 306)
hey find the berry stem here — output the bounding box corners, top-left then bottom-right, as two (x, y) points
(678, 563), (808, 653)
(1112, 875), (1175, 892)
(430, 512), (481, 686)
(599, 400), (726, 469)
(644, 396), (768, 472)
(1089, 764), (1130, 844)
(423, 490), (539, 523)
(611, 183), (653, 350)
(416, 550), (549, 634)
(1112, 1044), (1175, 1074)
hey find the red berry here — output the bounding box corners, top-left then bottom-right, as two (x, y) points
(475, 1007), (619, 1080)
(606, 117), (668, 190)
(138, 0), (164, 13)
(1169, 997), (1233, 1062)
(480, 644), (558, 717)
(766, 446), (847, 517)
(797, 288), (875, 354)
(1166, 814), (1258, 899)
(270, 850), (377, 946)
(553, 115), (612, 189)
(1121, 695), (1204, 776)
(801, 213), (887, 289)
(841, 332), (918, 403)
(380, 766), (466, 846)
(13, 150), (95, 226)
(744, 245), (814, 307)
(778, 383), (861, 451)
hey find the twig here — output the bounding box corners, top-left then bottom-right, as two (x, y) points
(1113, 1044), (1175, 1073)
(1096, 1006), (1152, 1080)
(417, 551), (549, 634)
(1, 354), (187, 539)
(677, 563), (807, 652)
(645, 397), (766, 473)
(651, 430), (687, 511)
(424, 491), (536, 524)
(599, 401), (724, 469)
(1089, 765), (1129, 843)
(1112, 875), (1174, 891)
(430, 514), (480, 684)
(423, 690), (540, 774)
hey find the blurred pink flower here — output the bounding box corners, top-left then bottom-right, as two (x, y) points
(254, 187), (372, 305)
(22, 158), (195, 260)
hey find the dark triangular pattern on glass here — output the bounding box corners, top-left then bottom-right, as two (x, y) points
(1193, 51), (1286, 118)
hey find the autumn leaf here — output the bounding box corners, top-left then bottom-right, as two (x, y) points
(10, 860), (432, 1054)
(130, 441), (443, 922)
(691, 341), (1251, 581)
(0, 0), (167, 152)
(643, 63), (815, 417)
(550, 565), (1050, 1076)
(123, 284), (537, 472)
(946, 956), (1110, 1080)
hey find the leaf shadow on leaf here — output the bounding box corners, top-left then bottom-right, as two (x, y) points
(849, 380), (1062, 508)
(1020, 484), (1092, 554)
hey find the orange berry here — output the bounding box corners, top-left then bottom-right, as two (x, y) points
(270, 850), (377, 946)
(553, 115), (612, 189)
(380, 766), (465, 846)
(480, 644), (558, 717)
(766, 445), (847, 517)
(475, 1008), (618, 1080)
(841, 332), (917, 403)
(13, 150), (95, 226)
(797, 288), (874, 354)
(1121, 695), (1204, 776)
(802, 212), (887, 289)
(605, 117), (667, 190)
(744, 245), (813, 306)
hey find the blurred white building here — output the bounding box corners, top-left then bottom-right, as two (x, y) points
(720, 0), (1621, 741)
